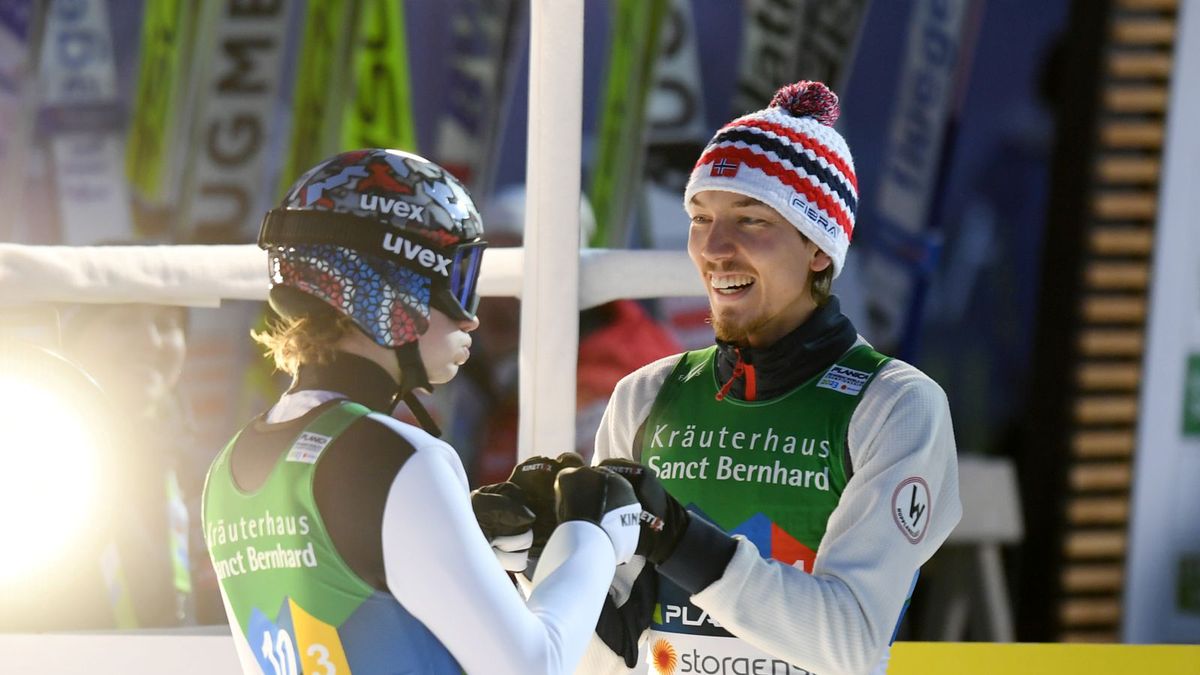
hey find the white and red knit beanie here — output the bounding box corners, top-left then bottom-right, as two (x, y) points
(683, 81), (858, 278)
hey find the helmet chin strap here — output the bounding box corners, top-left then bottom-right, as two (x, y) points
(392, 341), (443, 437)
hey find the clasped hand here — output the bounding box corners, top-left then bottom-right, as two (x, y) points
(471, 453), (642, 571)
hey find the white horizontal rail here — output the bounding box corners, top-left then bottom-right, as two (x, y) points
(0, 244), (703, 308)
(2, 631), (240, 674)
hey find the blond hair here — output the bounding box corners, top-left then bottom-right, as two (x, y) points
(795, 231), (834, 306)
(252, 312), (359, 376)
(811, 266), (834, 306)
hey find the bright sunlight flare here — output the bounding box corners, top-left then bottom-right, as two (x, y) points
(0, 378), (101, 584)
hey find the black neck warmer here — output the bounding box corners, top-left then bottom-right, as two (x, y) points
(290, 351), (397, 413)
(714, 296), (859, 402)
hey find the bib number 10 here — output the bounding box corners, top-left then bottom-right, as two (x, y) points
(261, 629), (336, 675)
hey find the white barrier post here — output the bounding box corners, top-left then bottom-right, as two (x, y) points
(518, 0), (584, 460)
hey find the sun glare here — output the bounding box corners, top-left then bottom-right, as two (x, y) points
(0, 378), (101, 584)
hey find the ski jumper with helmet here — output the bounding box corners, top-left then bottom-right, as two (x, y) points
(203, 400), (461, 673)
(205, 149), (485, 673)
(206, 148), (644, 675)
(258, 148), (487, 433)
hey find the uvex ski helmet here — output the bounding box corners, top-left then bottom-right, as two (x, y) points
(259, 148), (486, 349)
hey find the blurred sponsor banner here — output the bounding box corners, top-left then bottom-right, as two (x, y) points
(38, 0), (133, 244)
(643, 0), (714, 349)
(640, 0), (708, 211)
(0, 0), (41, 240)
(431, 0), (523, 195)
(731, 0), (868, 118)
(339, 0), (418, 159)
(177, 0), (295, 243)
(1124, 0), (1200, 643)
(276, 0), (353, 194)
(276, 0), (420, 198)
(847, 0), (980, 356)
(124, 0), (197, 238)
(589, 0), (668, 248)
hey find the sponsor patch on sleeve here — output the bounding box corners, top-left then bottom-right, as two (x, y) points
(816, 365), (871, 395)
(287, 431), (334, 464)
(892, 477), (931, 544)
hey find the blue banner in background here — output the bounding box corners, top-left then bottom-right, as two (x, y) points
(0, 0), (32, 40)
(838, 0), (1065, 454)
(431, 0), (523, 197)
(37, 0), (134, 245)
(842, 0), (975, 357)
(0, 0), (36, 186)
(0, 0), (33, 39)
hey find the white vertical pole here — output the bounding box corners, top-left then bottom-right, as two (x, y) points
(1123, 0), (1200, 643)
(518, 0), (583, 460)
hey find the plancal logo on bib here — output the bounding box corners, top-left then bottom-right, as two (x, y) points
(651, 638), (679, 674)
(816, 364), (870, 395)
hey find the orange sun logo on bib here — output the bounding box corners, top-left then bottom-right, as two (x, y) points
(650, 638), (678, 674)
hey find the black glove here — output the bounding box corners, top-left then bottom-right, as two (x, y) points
(506, 453), (585, 559)
(596, 563), (658, 668)
(470, 481), (536, 572)
(598, 458), (690, 564)
(555, 466), (641, 564)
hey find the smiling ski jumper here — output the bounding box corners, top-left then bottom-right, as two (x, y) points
(579, 83), (961, 675)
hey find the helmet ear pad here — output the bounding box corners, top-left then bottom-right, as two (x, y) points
(268, 246), (434, 349)
(268, 285), (341, 324)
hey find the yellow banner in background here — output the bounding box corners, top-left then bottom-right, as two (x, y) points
(890, 642), (1200, 674)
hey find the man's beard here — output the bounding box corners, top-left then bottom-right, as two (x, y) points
(710, 309), (769, 346)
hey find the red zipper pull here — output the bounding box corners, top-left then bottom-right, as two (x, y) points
(715, 349), (745, 401)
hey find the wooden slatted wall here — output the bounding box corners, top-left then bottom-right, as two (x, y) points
(1056, 0), (1179, 642)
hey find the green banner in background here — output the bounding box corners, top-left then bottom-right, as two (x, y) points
(1180, 553), (1200, 615)
(125, 0), (194, 218)
(340, 0), (417, 155)
(588, 0), (668, 248)
(1182, 353), (1200, 437)
(278, 0), (355, 194)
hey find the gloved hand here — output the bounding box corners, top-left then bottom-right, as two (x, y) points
(596, 562), (657, 668)
(470, 481), (536, 572)
(555, 466), (641, 565)
(506, 453), (585, 560)
(597, 458), (690, 565)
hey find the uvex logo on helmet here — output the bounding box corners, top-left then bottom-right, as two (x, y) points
(382, 233), (452, 277)
(360, 193), (425, 221)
